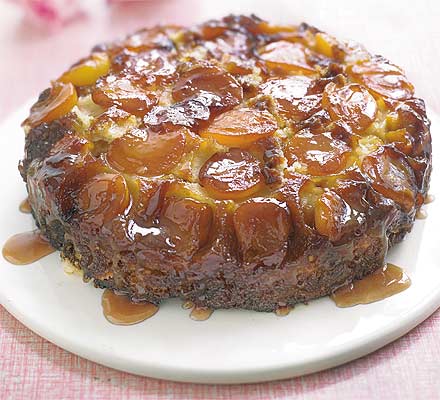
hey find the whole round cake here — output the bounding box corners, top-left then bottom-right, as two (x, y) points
(20, 15), (431, 311)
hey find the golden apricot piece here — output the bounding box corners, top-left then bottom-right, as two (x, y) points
(233, 199), (290, 265)
(347, 58), (414, 100)
(25, 82), (77, 127)
(172, 64), (243, 109)
(161, 196), (213, 256)
(285, 129), (351, 176)
(260, 76), (322, 121)
(314, 191), (351, 241)
(200, 108), (278, 147)
(314, 32), (342, 59)
(384, 128), (413, 155)
(59, 52), (110, 87)
(322, 83), (377, 133)
(78, 173), (130, 225)
(107, 128), (187, 177)
(259, 40), (316, 75)
(199, 148), (264, 200)
(92, 76), (157, 116)
(361, 147), (416, 212)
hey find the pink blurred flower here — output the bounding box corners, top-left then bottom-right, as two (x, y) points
(12, 0), (87, 29)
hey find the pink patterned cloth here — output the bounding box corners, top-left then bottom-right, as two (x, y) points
(1, 306), (439, 399)
(1, 1), (440, 398)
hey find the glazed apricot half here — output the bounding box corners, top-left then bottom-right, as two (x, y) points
(260, 76), (322, 121)
(77, 173), (130, 225)
(92, 75), (157, 116)
(322, 82), (377, 133)
(200, 108), (278, 147)
(160, 196), (213, 256)
(233, 198), (290, 266)
(361, 147), (416, 212)
(59, 52), (110, 87)
(259, 41), (317, 75)
(285, 129), (351, 176)
(172, 64), (243, 110)
(199, 148), (264, 200)
(347, 58), (414, 101)
(107, 127), (187, 176)
(25, 82), (77, 127)
(314, 190), (352, 241)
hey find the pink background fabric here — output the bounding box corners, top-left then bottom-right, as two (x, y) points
(1, 1), (439, 398)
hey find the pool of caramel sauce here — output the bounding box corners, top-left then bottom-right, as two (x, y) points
(331, 263), (411, 307)
(2, 230), (55, 265)
(275, 305), (292, 316)
(19, 197), (32, 214)
(189, 306), (213, 321)
(101, 289), (158, 325)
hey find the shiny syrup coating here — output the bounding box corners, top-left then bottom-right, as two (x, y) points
(21, 15), (431, 311)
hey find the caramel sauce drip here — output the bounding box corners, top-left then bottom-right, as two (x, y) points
(331, 263), (411, 308)
(415, 209), (427, 219)
(101, 289), (158, 325)
(19, 198), (32, 214)
(275, 305), (292, 316)
(424, 194), (435, 204)
(189, 306), (213, 321)
(2, 230), (55, 265)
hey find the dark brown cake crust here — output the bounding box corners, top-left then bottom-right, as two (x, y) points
(21, 15), (431, 311)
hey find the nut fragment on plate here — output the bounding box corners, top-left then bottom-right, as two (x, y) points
(20, 15), (431, 312)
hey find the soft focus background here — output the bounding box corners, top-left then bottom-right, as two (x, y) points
(0, 0), (439, 399)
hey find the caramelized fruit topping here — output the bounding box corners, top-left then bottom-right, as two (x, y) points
(361, 147), (416, 212)
(285, 129), (351, 175)
(348, 58), (414, 100)
(172, 64), (243, 111)
(78, 173), (130, 224)
(92, 75), (157, 116)
(322, 83), (377, 132)
(107, 127), (187, 176)
(25, 82), (77, 127)
(199, 148), (264, 200)
(233, 199), (290, 265)
(59, 52), (110, 87)
(259, 41), (317, 75)
(200, 108), (278, 146)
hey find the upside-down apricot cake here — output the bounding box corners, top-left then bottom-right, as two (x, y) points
(19, 15), (431, 311)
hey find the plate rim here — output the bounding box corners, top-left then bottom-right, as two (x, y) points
(0, 102), (439, 384)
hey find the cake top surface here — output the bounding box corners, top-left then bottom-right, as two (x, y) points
(22, 14), (431, 251)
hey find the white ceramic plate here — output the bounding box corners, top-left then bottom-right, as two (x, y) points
(0, 103), (439, 384)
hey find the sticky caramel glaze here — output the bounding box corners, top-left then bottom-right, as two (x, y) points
(190, 306), (213, 321)
(415, 209), (427, 219)
(2, 230), (54, 265)
(424, 194), (435, 204)
(331, 263), (411, 307)
(101, 289), (158, 325)
(19, 198), (32, 214)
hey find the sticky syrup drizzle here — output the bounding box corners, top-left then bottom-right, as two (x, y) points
(19, 198), (32, 214)
(2, 230), (55, 265)
(331, 263), (411, 307)
(101, 289), (158, 325)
